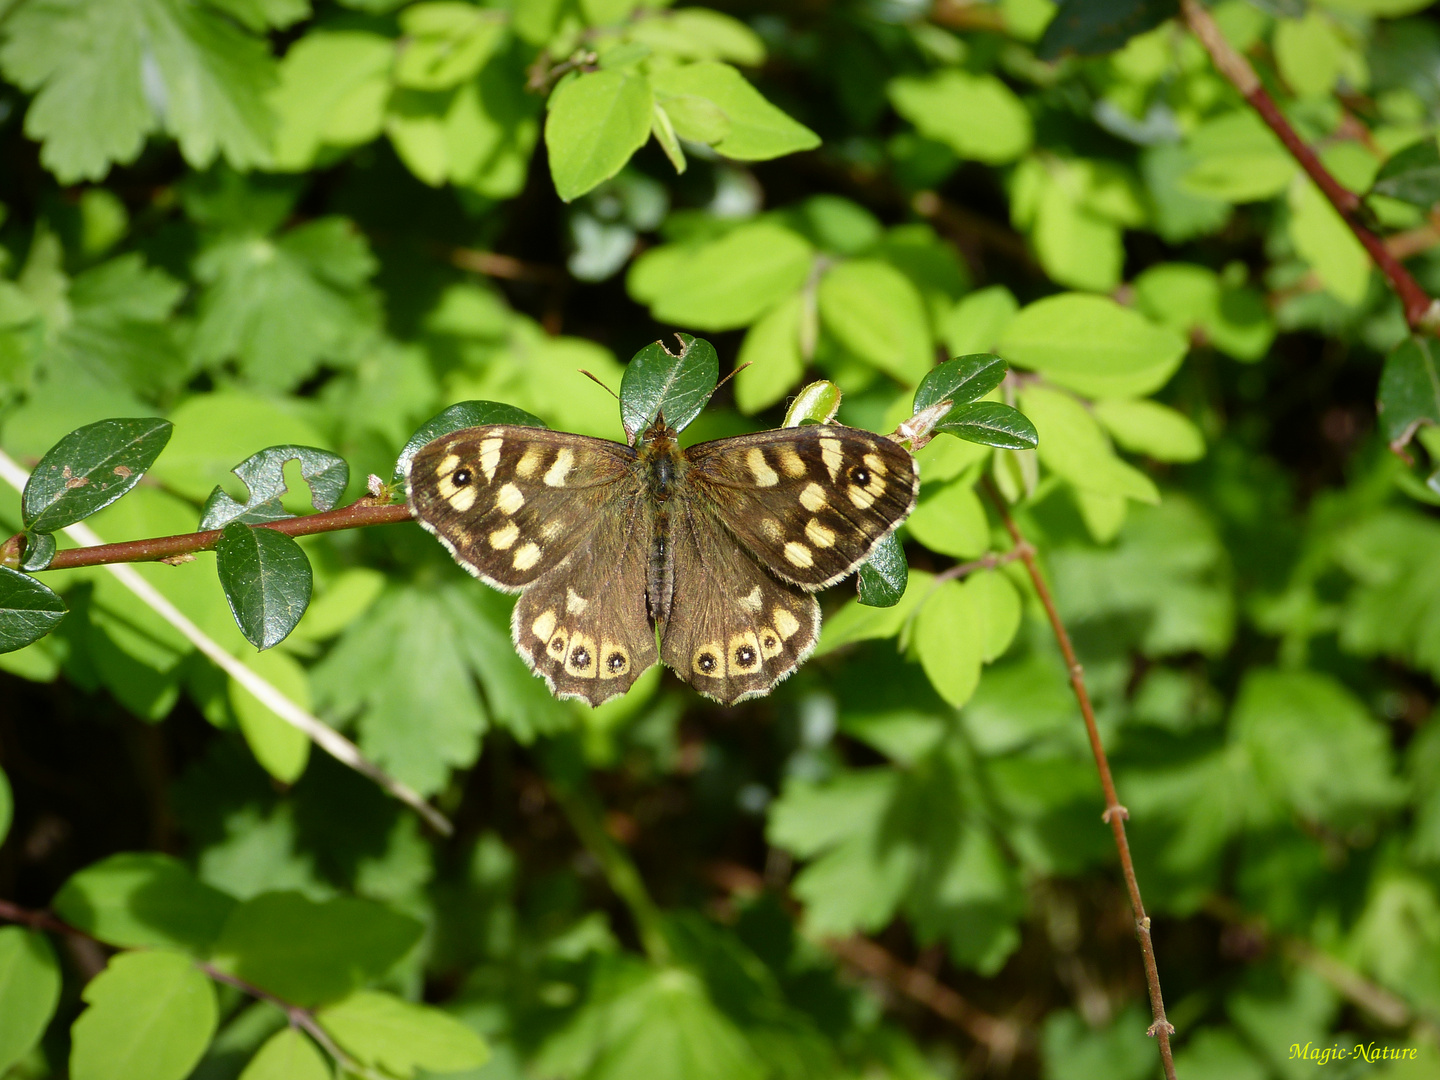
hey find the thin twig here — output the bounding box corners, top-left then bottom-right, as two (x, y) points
(931, 544), (1032, 586)
(982, 481), (1178, 1080)
(448, 246), (566, 283)
(0, 451), (451, 836)
(1181, 0), (1440, 333)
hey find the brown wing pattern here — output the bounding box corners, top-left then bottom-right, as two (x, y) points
(406, 425), (638, 592)
(683, 424), (919, 590)
(659, 496), (820, 705)
(512, 493), (658, 705)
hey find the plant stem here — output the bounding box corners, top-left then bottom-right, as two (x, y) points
(982, 482), (1178, 1080)
(1181, 0), (1439, 333)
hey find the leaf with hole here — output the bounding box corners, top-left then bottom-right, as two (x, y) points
(22, 417), (172, 533)
(620, 333), (719, 438)
(395, 400), (547, 486)
(216, 523), (314, 650)
(0, 567), (66, 653)
(199, 445), (349, 530)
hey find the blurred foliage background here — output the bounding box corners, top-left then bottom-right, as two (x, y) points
(4, 0), (1440, 1078)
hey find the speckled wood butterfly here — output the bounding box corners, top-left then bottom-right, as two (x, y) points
(405, 410), (918, 706)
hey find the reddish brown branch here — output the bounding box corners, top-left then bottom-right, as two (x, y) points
(16, 501), (414, 572)
(983, 484), (1177, 1080)
(1182, 0), (1439, 333)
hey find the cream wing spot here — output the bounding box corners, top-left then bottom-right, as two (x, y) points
(479, 437), (504, 481)
(761, 518), (784, 543)
(544, 448), (575, 487)
(747, 447), (780, 487)
(759, 628), (783, 659)
(438, 453), (461, 476)
(495, 482), (525, 515)
(774, 607), (801, 641)
(784, 541), (814, 568)
(820, 437), (843, 479)
(515, 445), (544, 478)
(800, 482), (828, 513)
(805, 519), (836, 548)
(738, 585), (763, 613)
(728, 631), (761, 672)
(541, 520), (565, 541)
(448, 486), (477, 513)
(848, 484), (878, 509)
(489, 521), (520, 549)
(863, 452), (888, 476)
(531, 610), (557, 643)
(599, 641), (630, 679)
(512, 542), (542, 571)
(566, 587), (588, 614)
(777, 446), (807, 478)
(693, 644), (724, 677)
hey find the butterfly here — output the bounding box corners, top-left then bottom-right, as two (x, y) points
(405, 410), (918, 706)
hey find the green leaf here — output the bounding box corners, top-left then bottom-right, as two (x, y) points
(1020, 386), (1160, 506)
(998, 294), (1187, 398)
(238, 1028), (331, 1080)
(1379, 335), (1440, 448)
(1274, 10), (1356, 98)
(199, 445), (349, 530)
(0, 767), (9, 846)
(395, 400), (547, 486)
(818, 260), (932, 384)
(1132, 262), (1274, 363)
(914, 580), (983, 706)
(546, 70), (654, 202)
(628, 222), (815, 330)
(887, 71), (1031, 165)
(216, 523), (314, 651)
(269, 31), (393, 170)
(1041, 1006), (1157, 1080)
(628, 9), (767, 65)
(209, 891), (424, 1007)
(1181, 110), (1295, 203)
(783, 380), (842, 427)
(20, 530), (56, 572)
(856, 532), (909, 608)
(649, 62), (819, 160)
(1372, 137), (1440, 207)
(0, 928), (60, 1075)
(936, 402), (1038, 450)
(70, 950), (218, 1080)
(1288, 176), (1370, 306)
(969, 570), (1022, 663)
(0, 567), (67, 654)
(620, 334), (720, 437)
(907, 481), (989, 559)
(395, 3), (504, 90)
(735, 292), (805, 414)
(230, 649), (312, 783)
(0, 0), (275, 182)
(22, 417), (172, 532)
(914, 354), (1008, 412)
(817, 570), (935, 655)
(1093, 398), (1205, 462)
(942, 286), (1018, 358)
(52, 853), (238, 954)
(317, 990), (489, 1077)
(1036, 0), (1178, 59)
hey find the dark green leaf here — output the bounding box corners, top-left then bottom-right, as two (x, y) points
(52, 853), (238, 955)
(20, 531), (56, 572)
(22, 417), (172, 532)
(0, 567), (66, 653)
(857, 533), (909, 608)
(620, 333), (720, 438)
(0, 928), (59, 1075)
(199, 445), (349, 530)
(1036, 0), (1179, 60)
(937, 402), (1039, 449)
(216, 523), (314, 650)
(394, 401), (547, 486)
(209, 891), (424, 1007)
(914, 354), (1008, 412)
(1371, 139), (1440, 208)
(1378, 335), (1440, 447)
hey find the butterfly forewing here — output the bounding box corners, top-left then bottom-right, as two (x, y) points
(684, 425), (919, 590)
(512, 493), (658, 705)
(406, 425), (638, 591)
(660, 496), (820, 705)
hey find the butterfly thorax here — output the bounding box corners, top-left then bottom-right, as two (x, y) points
(634, 417), (684, 623)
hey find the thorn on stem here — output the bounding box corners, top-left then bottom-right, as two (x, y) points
(1147, 1019), (1176, 1038)
(1102, 804), (1130, 823)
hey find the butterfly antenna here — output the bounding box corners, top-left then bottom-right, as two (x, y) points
(579, 369), (619, 399)
(714, 362), (751, 395)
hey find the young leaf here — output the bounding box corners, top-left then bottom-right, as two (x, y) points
(209, 892), (424, 1007)
(937, 402), (1039, 449)
(317, 990), (490, 1077)
(818, 260), (932, 385)
(856, 532), (909, 608)
(0, 928), (61, 1075)
(1093, 399), (1205, 462)
(784, 381), (842, 427)
(0, 567), (67, 654)
(648, 61), (819, 160)
(1371, 137), (1440, 208)
(216, 523), (314, 651)
(1378, 335), (1440, 448)
(914, 354), (1008, 412)
(620, 334), (719, 438)
(914, 580), (982, 707)
(238, 1028), (331, 1080)
(1036, 0), (1178, 60)
(70, 950), (218, 1080)
(52, 854), (238, 955)
(394, 400), (547, 486)
(887, 71), (1031, 165)
(20, 531), (56, 572)
(199, 445), (350, 530)
(735, 292), (806, 414)
(546, 70), (654, 202)
(22, 417), (173, 533)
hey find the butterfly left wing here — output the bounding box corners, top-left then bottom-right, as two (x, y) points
(683, 424), (918, 590)
(659, 496), (820, 705)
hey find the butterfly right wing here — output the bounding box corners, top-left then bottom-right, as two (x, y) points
(406, 425), (638, 592)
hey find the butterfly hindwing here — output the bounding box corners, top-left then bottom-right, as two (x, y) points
(684, 424), (919, 590)
(406, 425), (638, 591)
(660, 496), (820, 705)
(512, 493), (658, 705)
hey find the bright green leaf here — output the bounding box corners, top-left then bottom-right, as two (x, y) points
(238, 1027), (331, 1080)
(735, 292), (805, 414)
(907, 480), (989, 559)
(1020, 386), (1160, 505)
(818, 259), (932, 384)
(1093, 398), (1205, 462)
(546, 70), (654, 202)
(318, 990), (490, 1077)
(52, 853), (238, 954)
(395, 4), (504, 90)
(0, 928), (60, 1074)
(269, 31), (392, 169)
(1289, 176), (1370, 306)
(230, 649), (312, 783)
(888, 71), (1032, 165)
(914, 580), (983, 706)
(1182, 110), (1295, 203)
(650, 62), (818, 160)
